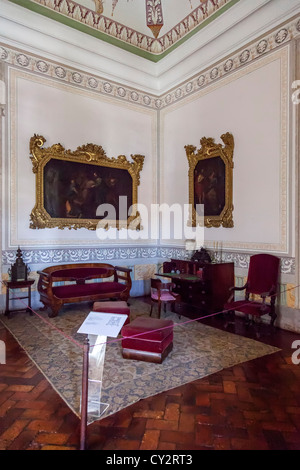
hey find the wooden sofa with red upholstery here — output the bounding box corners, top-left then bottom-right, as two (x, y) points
(37, 263), (132, 317)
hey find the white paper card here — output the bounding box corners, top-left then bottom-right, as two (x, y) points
(77, 311), (127, 338)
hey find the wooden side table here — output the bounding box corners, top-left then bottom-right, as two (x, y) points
(3, 279), (35, 317)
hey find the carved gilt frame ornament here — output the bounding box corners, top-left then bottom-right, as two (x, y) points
(185, 133), (234, 228)
(29, 135), (145, 230)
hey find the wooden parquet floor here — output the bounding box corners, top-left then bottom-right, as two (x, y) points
(1, 297), (300, 451)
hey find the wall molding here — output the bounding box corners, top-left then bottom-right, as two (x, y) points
(159, 16), (300, 108)
(0, 14), (299, 109)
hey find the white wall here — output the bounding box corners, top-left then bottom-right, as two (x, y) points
(161, 49), (289, 255)
(7, 70), (157, 248)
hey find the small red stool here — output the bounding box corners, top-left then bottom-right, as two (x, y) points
(93, 300), (130, 325)
(121, 317), (174, 363)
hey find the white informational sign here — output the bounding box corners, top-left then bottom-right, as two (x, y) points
(77, 311), (127, 337)
(78, 312), (128, 424)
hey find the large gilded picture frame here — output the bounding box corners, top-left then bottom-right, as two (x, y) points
(29, 135), (145, 230)
(185, 133), (234, 228)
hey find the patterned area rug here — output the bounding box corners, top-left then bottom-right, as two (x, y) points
(0, 299), (280, 422)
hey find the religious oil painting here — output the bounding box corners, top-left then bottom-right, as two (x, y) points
(185, 133), (234, 228)
(29, 135), (145, 230)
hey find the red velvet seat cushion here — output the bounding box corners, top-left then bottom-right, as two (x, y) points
(52, 281), (126, 299)
(224, 300), (272, 317)
(121, 317), (173, 342)
(122, 332), (173, 353)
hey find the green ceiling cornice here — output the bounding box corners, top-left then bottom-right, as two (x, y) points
(8, 0), (241, 63)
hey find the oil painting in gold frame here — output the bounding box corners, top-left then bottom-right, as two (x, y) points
(29, 135), (145, 230)
(185, 132), (234, 228)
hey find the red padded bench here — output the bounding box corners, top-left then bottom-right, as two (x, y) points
(93, 300), (130, 325)
(121, 317), (174, 363)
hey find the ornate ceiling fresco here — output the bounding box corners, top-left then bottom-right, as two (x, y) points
(9, 0), (237, 60)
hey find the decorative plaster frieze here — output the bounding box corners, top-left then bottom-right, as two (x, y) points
(159, 18), (300, 108)
(0, 43), (160, 109)
(0, 15), (299, 110)
(1, 247), (295, 274)
(27, 0), (231, 55)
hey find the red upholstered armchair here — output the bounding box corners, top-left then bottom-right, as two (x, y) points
(224, 254), (280, 331)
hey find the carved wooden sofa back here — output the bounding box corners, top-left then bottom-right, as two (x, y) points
(37, 263), (132, 317)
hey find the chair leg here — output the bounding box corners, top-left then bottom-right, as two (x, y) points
(150, 303), (153, 316)
(224, 310), (235, 328)
(158, 302), (161, 319)
(170, 301), (180, 318)
(253, 317), (262, 338)
(176, 301), (181, 319)
(270, 311), (277, 327)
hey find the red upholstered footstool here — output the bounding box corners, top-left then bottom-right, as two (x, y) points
(93, 301), (130, 325)
(121, 317), (174, 363)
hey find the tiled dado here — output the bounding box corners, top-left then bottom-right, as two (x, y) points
(1, 15), (299, 110)
(1, 247), (295, 274)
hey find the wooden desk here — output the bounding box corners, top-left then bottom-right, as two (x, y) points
(158, 272), (201, 283)
(157, 261), (234, 318)
(4, 279), (35, 317)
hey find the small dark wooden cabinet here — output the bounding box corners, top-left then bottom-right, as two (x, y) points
(161, 259), (234, 318)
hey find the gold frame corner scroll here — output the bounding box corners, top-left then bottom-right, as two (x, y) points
(29, 134), (145, 230)
(185, 132), (234, 228)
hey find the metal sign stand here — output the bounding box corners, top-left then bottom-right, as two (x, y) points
(80, 338), (89, 451)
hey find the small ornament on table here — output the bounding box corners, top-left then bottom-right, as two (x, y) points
(8, 247), (30, 282)
(196, 268), (203, 280)
(191, 246), (211, 265)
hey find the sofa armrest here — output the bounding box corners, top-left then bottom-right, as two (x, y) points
(114, 266), (132, 273)
(37, 270), (52, 294)
(114, 266), (132, 287)
(37, 270), (51, 279)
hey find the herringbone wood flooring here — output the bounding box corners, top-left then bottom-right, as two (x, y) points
(1, 297), (300, 451)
